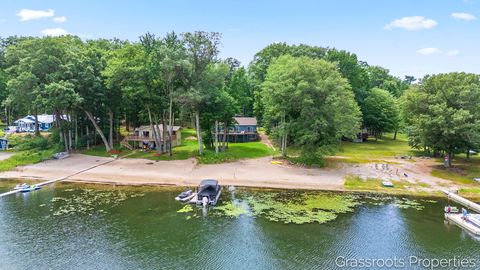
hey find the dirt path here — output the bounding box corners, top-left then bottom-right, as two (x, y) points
(259, 133), (275, 150)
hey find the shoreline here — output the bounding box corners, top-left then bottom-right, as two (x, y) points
(0, 153), (346, 190)
(0, 153), (476, 199)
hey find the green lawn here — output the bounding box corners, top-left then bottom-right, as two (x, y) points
(82, 128), (273, 164)
(127, 134), (198, 161)
(0, 149), (57, 172)
(198, 141), (273, 164)
(431, 155), (480, 185)
(334, 133), (418, 163)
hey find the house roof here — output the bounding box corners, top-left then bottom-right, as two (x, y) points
(136, 125), (182, 132)
(37, 114), (55, 124)
(234, 117), (257, 126)
(15, 114), (60, 125)
(14, 118), (35, 124)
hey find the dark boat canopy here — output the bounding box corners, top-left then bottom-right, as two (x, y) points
(198, 179), (220, 198)
(199, 179), (218, 187)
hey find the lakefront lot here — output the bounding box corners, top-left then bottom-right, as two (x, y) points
(1, 129), (478, 199)
(1, 1), (480, 269)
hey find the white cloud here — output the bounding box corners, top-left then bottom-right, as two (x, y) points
(447, 49), (460, 56)
(53, 16), (67, 23)
(16, 9), (54, 21)
(451, 12), (476, 21)
(40, 28), (69, 36)
(385, 16), (438, 31)
(417, 48), (442, 55)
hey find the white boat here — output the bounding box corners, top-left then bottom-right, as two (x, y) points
(175, 190), (196, 202)
(19, 185), (41, 193)
(444, 205), (459, 213)
(14, 183), (29, 190)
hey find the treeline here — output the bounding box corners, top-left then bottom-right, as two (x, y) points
(0, 32), (254, 155)
(249, 43), (480, 166)
(249, 43), (411, 163)
(1, 34), (479, 166)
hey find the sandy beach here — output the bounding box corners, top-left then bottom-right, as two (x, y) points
(0, 153), (458, 193)
(0, 154), (347, 190)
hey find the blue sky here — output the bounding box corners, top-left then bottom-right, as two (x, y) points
(0, 0), (479, 78)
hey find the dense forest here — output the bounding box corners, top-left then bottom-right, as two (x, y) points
(1, 32), (479, 166)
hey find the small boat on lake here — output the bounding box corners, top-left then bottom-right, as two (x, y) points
(444, 205), (459, 213)
(14, 183), (29, 190)
(19, 185), (41, 193)
(196, 179), (221, 206)
(175, 190), (196, 202)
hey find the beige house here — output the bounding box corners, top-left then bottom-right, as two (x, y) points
(121, 125), (182, 150)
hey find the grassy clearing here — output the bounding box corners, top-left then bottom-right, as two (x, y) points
(0, 134), (62, 172)
(147, 128), (274, 163)
(277, 133), (417, 166)
(0, 149), (57, 172)
(82, 128), (273, 164)
(81, 144), (125, 157)
(336, 133), (418, 163)
(430, 156), (480, 185)
(458, 188), (480, 197)
(198, 142), (273, 164)
(344, 175), (437, 197)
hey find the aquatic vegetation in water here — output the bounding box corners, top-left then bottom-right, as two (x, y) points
(177, 190), (430, 225)
(421, 199), (437, 204)
(392, 198), (424, 210)
(214, 201), (249, 218)
(363, 195), (428, 210)
(177, 205), (194, 213)
(215, 192), (358, 224)
(49, 189), (143, 216)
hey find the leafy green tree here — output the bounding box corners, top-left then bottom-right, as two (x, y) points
(67, 38), (115, 152)
(261, 55), (361, 161)
(225, 66), (253, 116)
(42, 81), (82, 151)
(249, 43), (327, 122)
(363, 88), (399, 139)
(401, 73), (480, 166)
(197, 63), (236, 152)
(366, 65), (407, 97)
(156, 32), (191, 155)
(182, 31), (221, 155)
(325, 49), (370, 109)
(5, 36), (81, 135)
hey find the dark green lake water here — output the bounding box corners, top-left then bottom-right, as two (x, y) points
(0, 180), (478, 270)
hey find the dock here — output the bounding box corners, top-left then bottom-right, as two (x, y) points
(442, 190), (480, 213)
(445, 213), (480, 236)
(443, 190), (480, 236)
(0, 157), (118, 198)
